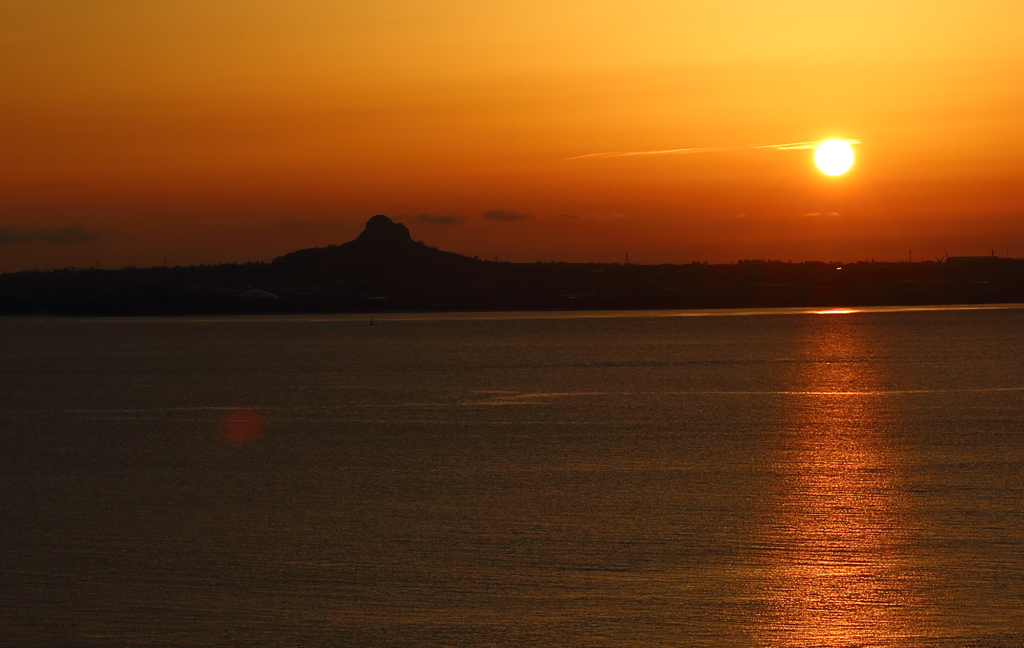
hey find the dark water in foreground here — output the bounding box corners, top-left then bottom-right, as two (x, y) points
(2, 306), (1024, 647)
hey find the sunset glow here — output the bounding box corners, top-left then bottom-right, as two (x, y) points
(1, 1), (1023, 271)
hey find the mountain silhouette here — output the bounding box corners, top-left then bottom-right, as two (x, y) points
(356, 214), (413, 244)
(271, 215), (482, 281)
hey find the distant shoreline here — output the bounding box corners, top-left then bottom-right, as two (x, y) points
(4, 216), (1024, 316)
(3, 297), (1024, 320)
(5, 258), (1024, 316)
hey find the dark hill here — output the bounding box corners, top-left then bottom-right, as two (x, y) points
(271, 215), (482, 283)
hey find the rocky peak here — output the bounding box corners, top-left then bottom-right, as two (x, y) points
(355, 215), (412, 245)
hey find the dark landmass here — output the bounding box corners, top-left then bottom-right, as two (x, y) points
(3, 214), (1024, 315)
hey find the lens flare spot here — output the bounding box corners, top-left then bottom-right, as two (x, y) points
(219, 408), (266, 444)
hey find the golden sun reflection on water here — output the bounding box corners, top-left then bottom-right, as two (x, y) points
(758, 318), (929, 647)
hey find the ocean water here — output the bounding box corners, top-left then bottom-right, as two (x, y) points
(2, 306), (1024, 647)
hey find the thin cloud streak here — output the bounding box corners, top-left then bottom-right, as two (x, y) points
(0, 226), (104, 245)
(754, 139), (862, 151)
(567, 139), (861, 160)
(483, 209), (533, 221)
(566, 146), (733, 160)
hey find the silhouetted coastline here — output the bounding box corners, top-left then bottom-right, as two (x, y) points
(3, 215), (1023, 316)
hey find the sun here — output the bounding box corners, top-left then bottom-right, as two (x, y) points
(815, 139), (854, 175)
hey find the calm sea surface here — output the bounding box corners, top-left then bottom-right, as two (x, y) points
(3, 307), (1024, 647)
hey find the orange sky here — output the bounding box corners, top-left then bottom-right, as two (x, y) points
(2, 0), (1023, 271)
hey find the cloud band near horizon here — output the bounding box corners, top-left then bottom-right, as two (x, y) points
(483, 209), (533, 221)
(0, 226), (104, 245)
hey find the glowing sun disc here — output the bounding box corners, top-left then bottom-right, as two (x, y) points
(815, 139), (854, 175)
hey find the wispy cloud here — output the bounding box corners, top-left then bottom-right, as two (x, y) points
(802, 211), (842, 218)
(753, 141), (820, 151)
(559, 212), (629, 221)
(754, 139), (861, 151)
(483, 209), (533, 222)
(0, 226), (104, 245)
(566, 146), (732, 160)
(568, 139), (861, 160)
(416, 213), (465, 225)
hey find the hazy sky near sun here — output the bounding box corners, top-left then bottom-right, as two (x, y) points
(2, 0), (1023, 270)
